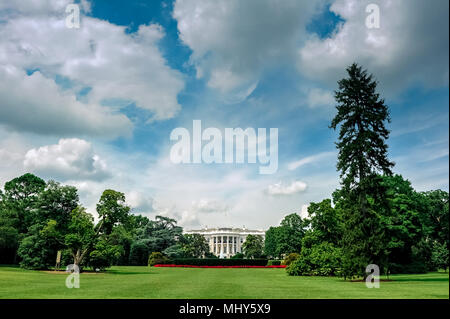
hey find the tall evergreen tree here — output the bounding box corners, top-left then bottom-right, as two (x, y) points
(330, 63), (394, 278)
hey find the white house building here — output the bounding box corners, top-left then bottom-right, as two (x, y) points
(184, 227), (265, 258)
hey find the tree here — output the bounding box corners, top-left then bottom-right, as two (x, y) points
(64, 206), (96, 267)
(2, 173), (45, 233)
(431, 241), (449, 272)
(303, 199), (341, 247)
(423, 190), (449, 249)
(96, 189), (131, 235)
(242, 235), (264, 259)
(264, 213), (306, 259)
(378, 175), (426, 273)
(330, 63), (394, 279)
(180, 234), (209, 258)
(264, 226), (280, 258)
(135, 215), (183, 253)
(17, 180), (80, 269)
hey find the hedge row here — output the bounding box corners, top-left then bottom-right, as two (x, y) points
(166, 258), (269, 266)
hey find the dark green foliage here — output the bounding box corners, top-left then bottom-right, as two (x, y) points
(129, 240), (151, 265)
(423, 190), (449, 249)
(135, 215), (182, 253)
(304, 199), (341, 246)
(287, 242), (343, 276)
(267, 260), (281, 266)
(179, 234), (210, 258)
(163, 244), (189, 259)
(282, 253), (300, 266)
(431, 241), (449, 271)
(17, 225), (55, 269)
(330, 63), (394, 278)
(148, 252), (170, 266)
(231, 252), (244, 259)
(96, 190), (131, 235)
(170, 258), (268, 266)
(3, 173), (46, 234)
(88, 239), (123, 271)
(242, 234), (264, 259)
(264, 213), (306, 259)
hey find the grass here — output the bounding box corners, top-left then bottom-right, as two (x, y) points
(0, 265), (448, 299)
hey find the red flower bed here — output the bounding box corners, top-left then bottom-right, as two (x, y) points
(153, 264), (286, 268)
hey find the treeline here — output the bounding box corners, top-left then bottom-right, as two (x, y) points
(265, 175), (449, 276)
(264, 63), (449, 279)
(0, 173), (213, 270)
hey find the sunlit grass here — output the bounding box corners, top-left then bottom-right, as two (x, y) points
(0, 265), (448, 299)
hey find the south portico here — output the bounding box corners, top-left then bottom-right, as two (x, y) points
(184, 227), (265, 258)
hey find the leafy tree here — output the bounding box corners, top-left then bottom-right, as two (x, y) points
(129, 240), (151, 265)
(135, 215), (183, 253)
(330, 63), (394, 279)
(64, 206), (96, 267)
(180, 234), (209, 258)
(264, 226), (280, 258)
(88, 238), (123, 271)
(423, 190), (449, 249)
(303, 199), (341, 247)
(287, 242), (343, 276)
(431, 241), (449, 272)
(378, 175), (426, 273)
(17, 181), (80, 269)
(2, 173), (45, 233)
(242, 235), (264, 259)
(17, 224), (54, 269)
(0, 205), (19, 264)
(96, 189), (131, 235)
(163, 244), (188, 259)
(264, 213), (306, 259)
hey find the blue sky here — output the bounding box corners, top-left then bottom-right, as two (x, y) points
(0, 0), (448, 229)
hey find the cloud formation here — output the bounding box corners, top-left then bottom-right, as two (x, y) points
(24, 138), (110, 181)
(0, 0), (184, 136)
(267, 180), (308, 196)
(173, 0), (319, 101)
(298, 0), (449, 93)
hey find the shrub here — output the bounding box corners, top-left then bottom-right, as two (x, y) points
(287, 242), (342, 276)
(282, 253), (300, 266)
(88, 241), (123, 271)
(267, 260), (281, 266)
(129, 240), (150, 266)
(148, 252), (170, 266)
(231, 253), (244, 259)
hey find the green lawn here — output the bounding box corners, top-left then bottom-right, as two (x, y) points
(0, 265), (448, 299)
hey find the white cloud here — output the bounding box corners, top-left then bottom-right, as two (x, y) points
(0, 65), (132, 137)
(126, 191), (155, 214)
(305, 88), (335, 108)
(173, 0), (320, 101)
(191, 199), (229, 213)
(298, 0), (449, 94)
(23, 138), (110, 181)
(288, 151), (336, 170)
(267, 180), (307, 196)
(0, 0), (185, 135)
